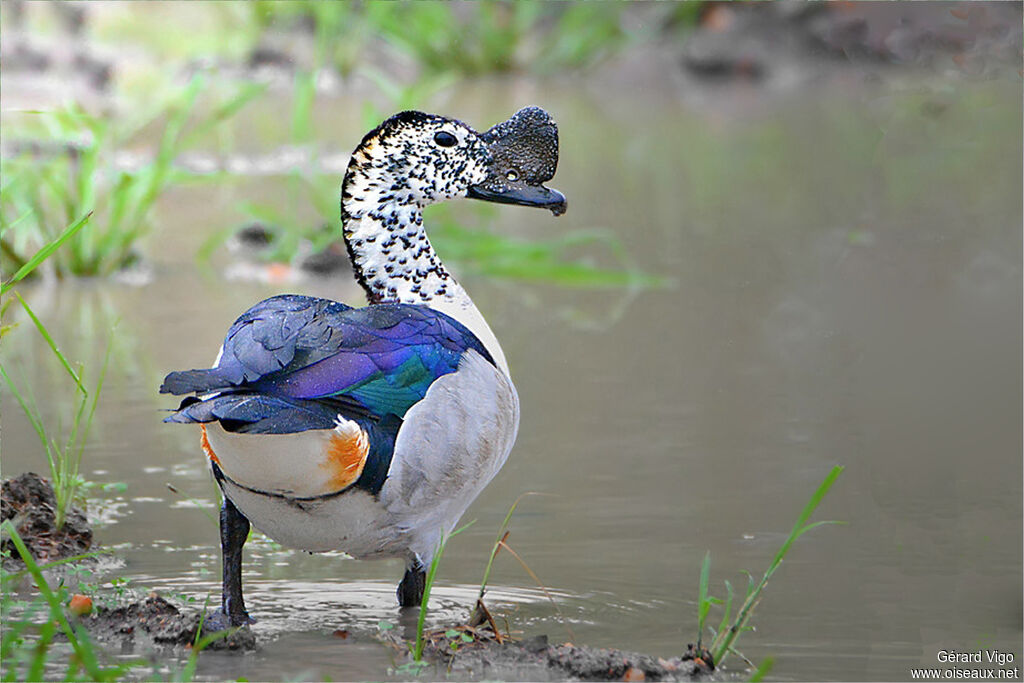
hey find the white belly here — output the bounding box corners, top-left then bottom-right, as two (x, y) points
(202, 350), (519, 562)
(218, 477), (400, 556)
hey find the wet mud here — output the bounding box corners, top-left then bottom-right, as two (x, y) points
(437, 637), (708, 682)
(1, 472), (92, 567)
(379, 627), (716, 681)
(81, 595), (257, 653)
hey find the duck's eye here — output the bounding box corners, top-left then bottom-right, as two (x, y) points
(506, 170), (519, 182)
(433, 131), (458, 148)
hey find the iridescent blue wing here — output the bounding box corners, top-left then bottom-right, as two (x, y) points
(160, 294), (494, 432)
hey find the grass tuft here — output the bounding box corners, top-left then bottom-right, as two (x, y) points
(699, 465), (845, 670)
(0, 300), (112, 531)
(1, 77), (259, 279)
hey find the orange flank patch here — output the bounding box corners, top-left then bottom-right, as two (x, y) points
(199, 425), (220, 465)
(321, 423), (370, 492)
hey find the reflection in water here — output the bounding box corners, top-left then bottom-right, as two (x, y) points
(1, 75), (1021, 681)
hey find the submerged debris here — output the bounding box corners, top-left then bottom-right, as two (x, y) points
(1, 472), (92, 566)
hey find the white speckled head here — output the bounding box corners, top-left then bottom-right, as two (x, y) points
(339, 108), (564, 375)
(341, 111), (491, 217)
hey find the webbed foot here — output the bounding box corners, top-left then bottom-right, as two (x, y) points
(203, 606), (256, 632)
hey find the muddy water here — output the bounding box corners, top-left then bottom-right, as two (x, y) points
(2, 73), (1021, 681)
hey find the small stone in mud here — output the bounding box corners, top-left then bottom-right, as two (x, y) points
(1, 472), (92, 565)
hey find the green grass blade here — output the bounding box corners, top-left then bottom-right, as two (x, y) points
(748, 656), (775, 682)
(475, 492), (544, 608)
(0, 213), (92, 295)
(0, 617), (33, 671)
(415, 540), (447, 661)
(714, 578), (734, 648)
(14, 293), (86, 395)
(1, 521), (108, 681)
(24, 620), (55, 682)
(0, 365), (49, 459)
(0, 364), (60, 488)
(414, 522), (473, 662)
(696, 550), (711, 645)
(74, 323), (114, 463)
(709, 466), (844, 666)
(765, 466), (845, 574)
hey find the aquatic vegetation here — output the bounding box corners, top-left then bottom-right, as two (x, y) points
(414, 533), (451, 663)
(0, 295), (110, 533)
(0, 214), (92, 298)
(247, 1), (628, 76)
(468, 493), (572, 641)
(696, 466), (845, 670)
(471, 493), (536, 623)
(0, 76), (261, 279)
(364, 1), (625, 75)
(428, 205), (662, 289)
(1, 212), (114, 555)
(229, 181), (661, 289)
(75, 2), (702, 80)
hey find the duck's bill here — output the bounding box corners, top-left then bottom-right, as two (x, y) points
(472, 106), (566, 216)
(467, 183), (567, 216)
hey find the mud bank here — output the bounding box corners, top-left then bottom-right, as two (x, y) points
(79, 595), (717, 679)
(379, 628), (717, 682)
(82, 595), (257, 653)
(1, 472), (92, 566)
(430, 637), (710, 682)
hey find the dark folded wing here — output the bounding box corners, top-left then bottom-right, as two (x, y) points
(160, 294), (494, 427)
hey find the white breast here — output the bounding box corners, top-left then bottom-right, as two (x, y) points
(381, 349), (519, 561)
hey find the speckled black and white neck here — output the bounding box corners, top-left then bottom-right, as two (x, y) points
(340, 111), (506, 371)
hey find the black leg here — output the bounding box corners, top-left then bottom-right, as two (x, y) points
(396, 557), (426, 607)
(205, 490), (256, 630)
(220, 495), (255, 625)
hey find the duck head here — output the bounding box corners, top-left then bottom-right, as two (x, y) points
(343, 107), (566, 218)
